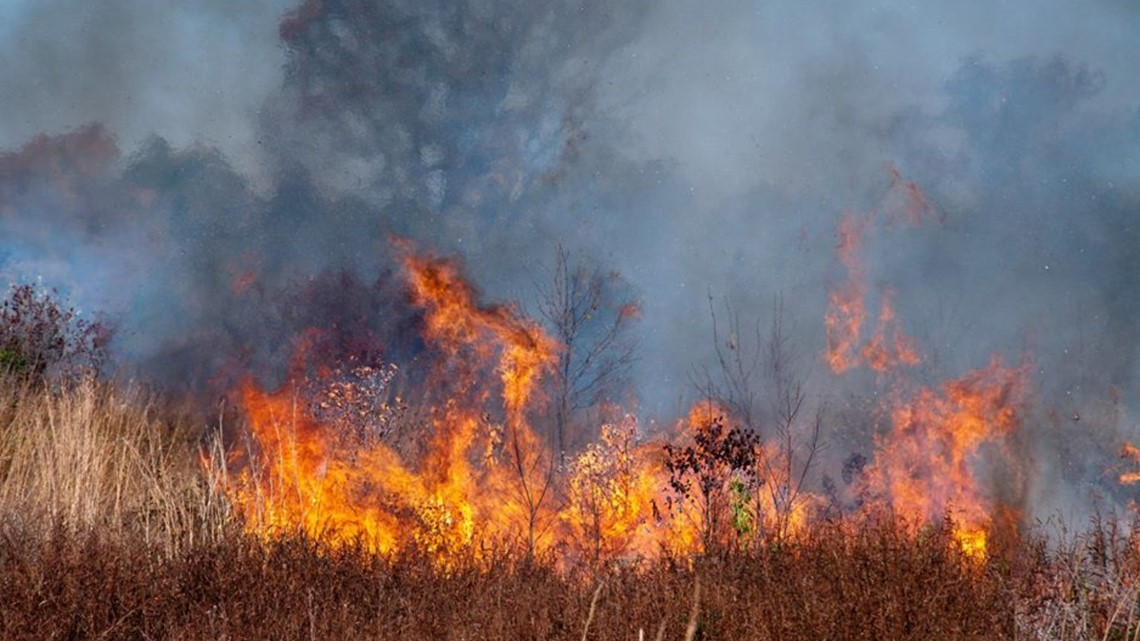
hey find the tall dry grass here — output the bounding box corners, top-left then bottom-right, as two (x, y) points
(0, 374), (229, 555)
(3, 374), (1140, 639)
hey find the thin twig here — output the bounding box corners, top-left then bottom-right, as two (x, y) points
(684, 577), (701, 641)
(580, 582), (604, 641)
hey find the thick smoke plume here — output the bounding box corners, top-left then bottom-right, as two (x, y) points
(1, 0), (1139, 523)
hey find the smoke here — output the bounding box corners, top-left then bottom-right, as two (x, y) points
(2, 0), (1139, 520)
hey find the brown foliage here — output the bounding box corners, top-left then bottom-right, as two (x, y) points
(0, 518), (1083, 641)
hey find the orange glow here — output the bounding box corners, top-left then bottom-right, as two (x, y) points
(825, 215), (920, 375)
(884, 162), (937, 227)
(230, 269), (259, 297)
(953, 527), (988, 559)
(866, 358), (1028, 559)
(1119, 444), (1140, 485)
(820, 168), (1024, 559)
(825, 166), (936, 375)
(221, 247), (563, 564)
(861, 291), (921, 373)
(218, 247), (760, 567)
(825, 212), (870, 373)
(216, 169), (1026, 568)
(562, 416), (671, 564)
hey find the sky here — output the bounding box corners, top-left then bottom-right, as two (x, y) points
(1, 0), (1139, 518)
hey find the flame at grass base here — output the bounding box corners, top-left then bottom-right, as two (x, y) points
(866, 358), (1029, 559)
(220, 248), (564, 564)
(214, 234), (1028, 567)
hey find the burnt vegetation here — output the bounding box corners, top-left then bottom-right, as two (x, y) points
(0, 0), (1137, 635)
(0, 283), (1139, 640)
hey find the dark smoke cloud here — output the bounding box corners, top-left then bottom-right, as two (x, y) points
(1, 0), (1139, 519)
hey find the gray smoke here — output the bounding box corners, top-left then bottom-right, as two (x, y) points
(1, 0), (1138, 520)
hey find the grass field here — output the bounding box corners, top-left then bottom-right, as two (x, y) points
(1, 375), (1138, 641)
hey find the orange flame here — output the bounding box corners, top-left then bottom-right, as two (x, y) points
(1119, 444), (1140, 485)
(562, 416), (670, 564)
(884, 162), (938, 227)
(822, 167), (1026, 559)
(824, 216), (921, 375)
(216, 168), (1027, 568)
(222, 248), (563, 564)
(825, 212), (870, 373)
(825, 165), (935, 375)
(861, 290), (921, 373)
(866, 357), (1028, 558)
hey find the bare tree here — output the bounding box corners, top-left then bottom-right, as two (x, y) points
(757, 298), (823, 541)
(694, 295), (825, 543)
(536, 246), (639, 459)
(504, 417), (558, 563)
(696, 292), (763, 431)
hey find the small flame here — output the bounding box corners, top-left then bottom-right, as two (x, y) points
(825, 212), (870, 373)
(860, 290), (921, 373)
(884, 162), (938, 227)
(1119, 444), (1140, 485)
(954, 527), (987, 559)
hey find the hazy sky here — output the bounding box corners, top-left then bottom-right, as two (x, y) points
(2, 0), (1139, 521)
(0, 0), (294, 181)
(1, 0), (1138, 419)
(3, 1), (1136, 192)
(602, 0), (1140, 202)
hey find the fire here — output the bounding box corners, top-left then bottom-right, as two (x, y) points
(866, 358), (1028, 559)
(219, 245), (762, 567)
(562, 416), (669, 564)
(222, 248), (562, 563)
(823, 166), (1025, 559)
(1119, 443), (1140, 485)
(215, 168), (1026, 568)
(224, 377), (411, 554)
(860, 290), (920, 373)
(884, 161), (938, 227)
(824, 212), (870, 374)
(825, 166), (934, 375)
(953, 527), (988, 559)
(824, 216), (921, 375)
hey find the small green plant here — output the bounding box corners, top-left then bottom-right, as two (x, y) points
(0, 346), (28, 372)
(729, 478), (753, 538)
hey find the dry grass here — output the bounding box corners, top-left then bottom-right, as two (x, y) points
(0, 526), (1010, 641)
(2, 517), (1117, 641)
(0, 375), (228, 555)
(1, 377), (1140, 640)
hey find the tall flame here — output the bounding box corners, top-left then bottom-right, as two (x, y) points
(860, 290), (921, 373)
(825, 166), (934, 375)
(824, 167), (1023, 559)
(865, 357), (1027, 558)
(222, 248), (563, 563)
(216, 168), (1026, 567)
